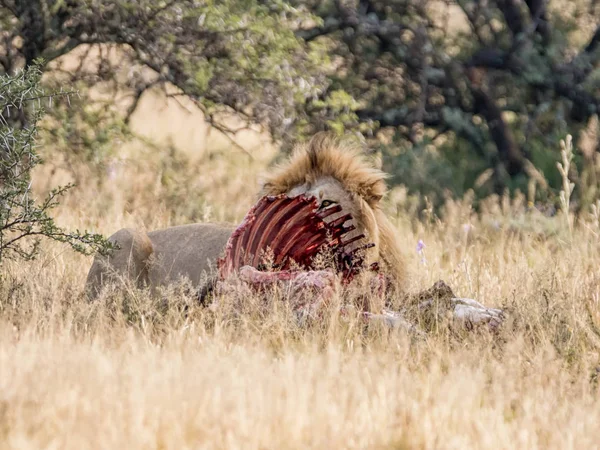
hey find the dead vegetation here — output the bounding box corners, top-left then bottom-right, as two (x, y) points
(0, 121), (599, 448)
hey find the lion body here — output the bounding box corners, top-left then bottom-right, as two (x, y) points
(85, 133), (406, 298)
(85, 223), (234, 297)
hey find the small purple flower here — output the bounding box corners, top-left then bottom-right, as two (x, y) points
(416, 239), (427, 265)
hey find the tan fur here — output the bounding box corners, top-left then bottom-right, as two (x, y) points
(85, 133), (406, 298)
(261, 133), (406, 288)
(86, 228), (154, 298)
(261, 133), (387, 206)
(85, 224), (234, 298)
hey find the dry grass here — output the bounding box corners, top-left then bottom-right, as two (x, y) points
(1, 104), (600, 449)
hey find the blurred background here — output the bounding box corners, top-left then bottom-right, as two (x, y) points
(1, 0), (599, 234)
(2, 4), (600, 446)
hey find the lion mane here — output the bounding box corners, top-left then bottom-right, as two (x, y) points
(260, 133), (407, 289)
(86, 133), (407, 298)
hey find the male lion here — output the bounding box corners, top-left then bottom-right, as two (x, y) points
(86, 133), (503, 330)
(86, 133), (406, 299)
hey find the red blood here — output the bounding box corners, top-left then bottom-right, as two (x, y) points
(218, 195), (379, 281)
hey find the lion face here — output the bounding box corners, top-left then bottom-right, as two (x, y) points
(288, 176), (357, 216)
(286, 175), (374, 252)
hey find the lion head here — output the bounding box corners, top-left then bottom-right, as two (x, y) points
(260, 132), (406, 290)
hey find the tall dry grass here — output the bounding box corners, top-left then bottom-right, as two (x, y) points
(1, 115), (599, 449)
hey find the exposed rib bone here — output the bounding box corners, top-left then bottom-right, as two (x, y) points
(218, 194), (377, 281)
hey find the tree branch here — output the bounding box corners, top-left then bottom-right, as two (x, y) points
(470, 83), (525, 176)
(124, 79), (161, 124)
(496, 0), (525, 37)
(524, 0), (551, 45)
(40, 37), (83, 63)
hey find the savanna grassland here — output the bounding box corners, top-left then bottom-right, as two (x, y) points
(1, 92), (600, 450)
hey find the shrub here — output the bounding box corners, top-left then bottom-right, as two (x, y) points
(0, 62), (112, 262)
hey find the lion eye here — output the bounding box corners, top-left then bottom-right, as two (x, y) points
(320, 200), (336, 208)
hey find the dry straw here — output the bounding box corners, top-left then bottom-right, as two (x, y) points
(1, 127), (599, 449)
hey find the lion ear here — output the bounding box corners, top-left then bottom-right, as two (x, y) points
(363, 181), (385, 205)
(362, 169), (388, 206)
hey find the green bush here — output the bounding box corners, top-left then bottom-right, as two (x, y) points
(0, 62), (113, 263)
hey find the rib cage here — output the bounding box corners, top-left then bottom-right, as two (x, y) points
(218, 195), (377, 281)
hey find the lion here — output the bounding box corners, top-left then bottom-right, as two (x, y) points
(85, 133), (407, 299)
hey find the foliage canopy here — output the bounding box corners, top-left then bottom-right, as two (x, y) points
(1, 0), (600, 209)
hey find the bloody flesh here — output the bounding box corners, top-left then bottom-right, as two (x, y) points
(218, 195), (377, 281)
